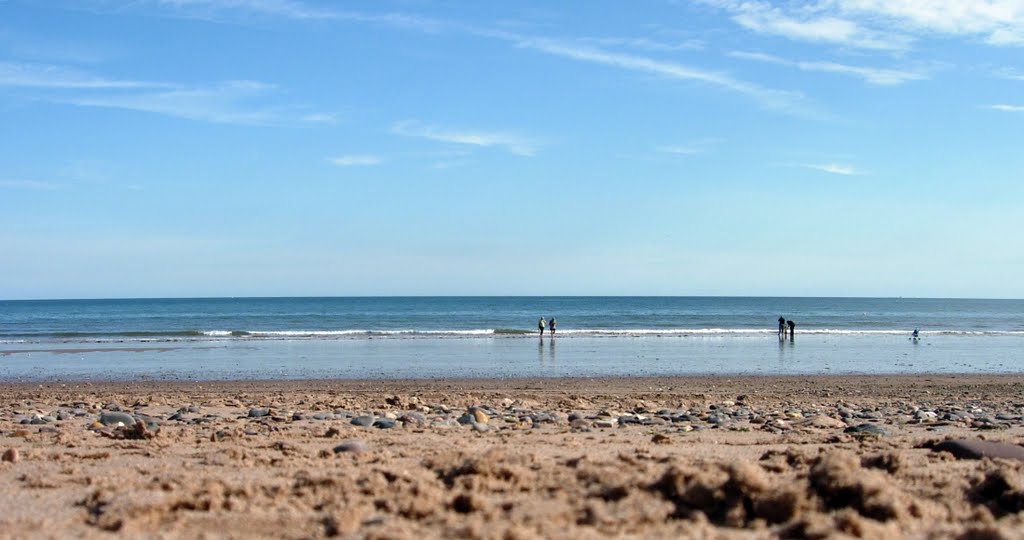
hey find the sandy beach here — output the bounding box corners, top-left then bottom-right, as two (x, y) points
(3, 374), (1024, 539)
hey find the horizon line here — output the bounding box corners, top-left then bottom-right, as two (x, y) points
(3, 294), (1022, 302)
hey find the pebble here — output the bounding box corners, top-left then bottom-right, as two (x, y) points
(2, 448), (18, 463)
(372, 418), (396, 429)
(844, 423), (888, 437)
(570, 419), (592, 431)
(351, 415), (375, 428)
(803, 415), (847, 429)
(472, 409), (489, 424)
(333, 440), (369, 454)
(248, 408), (270, 418)
(398, 412), (426, 426)
(98, 412), (136, 427)
(618, 415), (642, 426)
(934, 439), (1024, 462)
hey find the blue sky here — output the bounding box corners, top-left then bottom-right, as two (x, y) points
(2, 0), (1023, 299)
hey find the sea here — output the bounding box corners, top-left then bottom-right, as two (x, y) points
(1, 297), (1022, 381)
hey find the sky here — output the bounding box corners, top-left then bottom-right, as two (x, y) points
(1, 0), (1023, 300)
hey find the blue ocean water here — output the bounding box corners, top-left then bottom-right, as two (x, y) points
(1, 297), (1022, 380)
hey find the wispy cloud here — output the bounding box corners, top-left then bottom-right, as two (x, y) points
(489, 33), (808, 114)
(57, 80), (278, 124)
(50, 79), (329, 125)
(800, 163), (861, 175)
(835, 0), (1024, 46)
(138, 0), (446, 32)
(392, 120), (540, 157)
(702, 0), (1024, 49)
(657, 146), (705, 156)
(701, 0), (908, 50)
(656, 139), (722, 156)
(153, 0), (341, 20)
(0, 61), (165, 89)
(301, 112), (339, 124)
(329, 155), (382, 166)
(984, 104), (1024, 112)
(0, 179), (63, 190)
(994, 67), (1024, 80)
(580, 36), (705, 52)
(0, 59), (330, 125)
(729, 51), (927, 86)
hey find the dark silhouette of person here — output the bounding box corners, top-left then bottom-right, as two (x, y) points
(538, 317), (546, 337)
(787, 319), (796, 340)
(549, 317), (556, 336)
(778, 316), (786, 339)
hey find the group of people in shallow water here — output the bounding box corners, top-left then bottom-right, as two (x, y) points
(778, 316), (796, 340)
(535, 315), (921, 341)
(538, 317), (556, 336)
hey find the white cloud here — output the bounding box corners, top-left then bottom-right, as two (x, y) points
(802, 163), (861, 175)
(582, 36), (705, 52)
(656, 139), (722, 156)
(729, 51), (786, 64)
(0, 60), (330, 125)
(55, 79), (328, 125)
(988, 27), (1024, 45)
(985, 104), (1024, 112)
(392, 120), (539, 156)
(301, 112), (339, 124)
(704, 0), (1024, 48)
(657, 145), (704, 155)
(836, 0), (1024, 41)
(799, 61), (926, 85)
(59, 80), (275, 124)
(329, 155), (382, 166)
(145, 0), (446, 32)
(730, 51), (927, 85)
(154, 0), (339, 20)
(703, 0), (909, 49)
(0, 61), (165, 89)
(994, 67), (1024, 80)
(497, 34), (807, 114)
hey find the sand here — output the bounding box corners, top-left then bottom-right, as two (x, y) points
(2, 375), (1024, 539)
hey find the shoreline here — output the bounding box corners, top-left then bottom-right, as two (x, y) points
(3, 372), (1023, 391)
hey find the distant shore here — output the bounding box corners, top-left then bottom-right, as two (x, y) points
(3, 374), (1024, 538)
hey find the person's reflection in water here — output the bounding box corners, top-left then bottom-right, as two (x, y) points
(549, 335), (556, 365)
(538, 338), (545, 367)
(778, 333), (794, 368)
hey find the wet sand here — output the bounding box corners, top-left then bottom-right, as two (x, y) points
(2, 375), (1024, 539)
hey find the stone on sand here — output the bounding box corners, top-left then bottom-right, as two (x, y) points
(933, 439), (1024, 462)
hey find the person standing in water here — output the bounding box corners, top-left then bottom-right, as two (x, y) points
(538, 317), (546, 337)
(778, 316), (786, 340)
(787, 319), (796, 340)
(549, 317), (556, 336)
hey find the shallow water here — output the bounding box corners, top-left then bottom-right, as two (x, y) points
(2, 332), (1021, 381)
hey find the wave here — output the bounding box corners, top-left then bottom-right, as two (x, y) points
(3, 327), (1024, 344)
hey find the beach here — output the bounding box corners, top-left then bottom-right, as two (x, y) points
(3, 374), (1024, 539)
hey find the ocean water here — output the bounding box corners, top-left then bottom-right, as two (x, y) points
(1, 297), (1022, 381)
